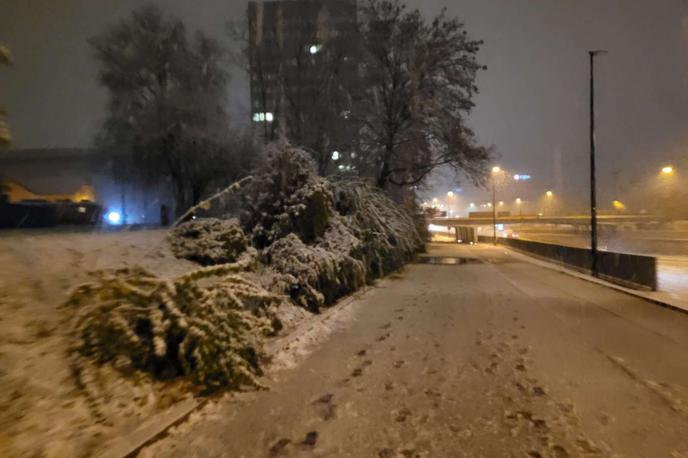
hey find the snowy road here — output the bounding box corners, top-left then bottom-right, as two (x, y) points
(142, 243), (688, 458)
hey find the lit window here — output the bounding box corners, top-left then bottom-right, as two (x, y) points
(252, 112), (274, 123)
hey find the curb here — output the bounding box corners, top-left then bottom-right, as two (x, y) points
(499, 245), (688, 315)
(98, 398), (206, 458)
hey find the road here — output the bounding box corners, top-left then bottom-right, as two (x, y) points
(141, 243), (688, 458)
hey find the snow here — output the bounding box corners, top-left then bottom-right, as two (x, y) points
(0, 229), (196, 457)
(0, 144), (425, 456)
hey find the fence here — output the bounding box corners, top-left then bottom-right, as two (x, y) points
(479, 236), (657, 290)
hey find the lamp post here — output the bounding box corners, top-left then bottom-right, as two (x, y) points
(491, 166), (501, 245)
(589, 50), (607, 277)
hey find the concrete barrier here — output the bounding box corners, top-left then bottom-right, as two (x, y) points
(480, 236), (657, 291)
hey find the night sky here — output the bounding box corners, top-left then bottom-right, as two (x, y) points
(1, 0), (687, 207)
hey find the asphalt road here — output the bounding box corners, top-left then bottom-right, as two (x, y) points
(141, 243), (688, 458)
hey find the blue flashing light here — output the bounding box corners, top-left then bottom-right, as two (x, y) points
(106, 211), (122, 224)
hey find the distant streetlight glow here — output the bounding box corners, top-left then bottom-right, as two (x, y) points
(661, 166), (674, 175)
(546, 190), (553, 197)
(516, 198), (522, 204)
(469, 203), (475, 208)
(498, 201), (504, 206)
(487, 202), (493, 207)
(432, 197), (439, 203)
(492, 166), (501, 174)
(447, 191), (454, 198)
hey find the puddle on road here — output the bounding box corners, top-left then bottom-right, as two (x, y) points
(415, 257), (483, 266)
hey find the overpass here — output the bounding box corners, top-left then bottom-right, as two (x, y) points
(429, 214), (668, 228)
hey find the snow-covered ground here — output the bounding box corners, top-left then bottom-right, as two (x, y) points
(139, 243), (688, 457)
(0, 228), (201, 457)
(0, 226), (375, 457)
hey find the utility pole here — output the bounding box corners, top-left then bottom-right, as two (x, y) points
(492, 177), (497, 245)
(589, 50), (607, 277)
(491, 166), (500, 245)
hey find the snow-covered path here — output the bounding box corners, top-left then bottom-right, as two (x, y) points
(142, 243), (688, 457)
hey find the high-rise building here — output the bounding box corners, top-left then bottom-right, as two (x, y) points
(247, 0), (359, 173)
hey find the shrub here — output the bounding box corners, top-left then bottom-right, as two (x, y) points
(169, 218), (248, 265)
(66, 256), (281, 391)
(331, 179), (424, 280)
(264, 233), (366, 312)
(240, 144), (333, 247)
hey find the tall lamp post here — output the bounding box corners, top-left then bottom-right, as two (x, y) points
(491, 166), (500, 245)
(589, 50), (607, 277)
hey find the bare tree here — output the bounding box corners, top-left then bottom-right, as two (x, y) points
(92, 5), (237, 216)
(353, 0), (491, 190)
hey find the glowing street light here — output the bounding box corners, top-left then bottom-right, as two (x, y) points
(469, 203), (476, 208)
(546, 190), (554, 197)
(516, 198), (522, 204)
(447, 191), (454, 198)
(432, 197), (439, 204)
(490, 166), (502, 245)
(498, 201), (504, 206)
(661, 166), (674, 175)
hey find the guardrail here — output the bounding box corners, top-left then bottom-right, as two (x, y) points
(479, 236), (657, 290)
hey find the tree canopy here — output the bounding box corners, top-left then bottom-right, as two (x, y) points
(352, 0), (491, 190)
(92, 5), (245, 215)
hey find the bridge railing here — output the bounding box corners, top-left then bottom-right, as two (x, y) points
(478, 236), (657, 291)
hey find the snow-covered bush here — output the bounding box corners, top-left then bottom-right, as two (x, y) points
(169, 218), (248, 265)
(331, 179), (424, 280)
(66, 255), (281, 391)
(264, 233), (366, 312)
(240, 144), (333, 247)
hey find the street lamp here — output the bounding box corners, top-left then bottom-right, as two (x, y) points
(661, 166), (674, 175)
(589, 49), (607, 277)
(447, 191), (454, 198)
(491, 166), (501, 245)
(546, 190), (553, 197)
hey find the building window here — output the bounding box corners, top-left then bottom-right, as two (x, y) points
(252, 112), (274, 122)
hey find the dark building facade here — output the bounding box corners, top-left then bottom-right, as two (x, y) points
(247, 0), (359, 174)
(0, 148), (173, 226)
